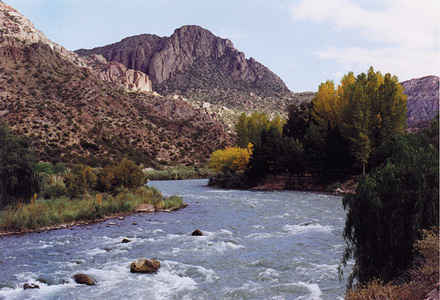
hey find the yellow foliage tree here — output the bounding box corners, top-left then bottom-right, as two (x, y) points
(209, 144), (253, 174)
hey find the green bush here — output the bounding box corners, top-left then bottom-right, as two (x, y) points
(96, 159), (146, 192)
(64, 164), (97, 198)
(34, 162), (54, 175)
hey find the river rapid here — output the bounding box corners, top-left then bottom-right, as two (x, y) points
(0, 179), (351, 299)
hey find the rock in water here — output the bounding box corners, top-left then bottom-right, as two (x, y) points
(192, 229), (203, 236)
(23, 283), (39, 289)
(130, 259), (160, 273)
(121, 238), (131, 243)
(72, 274), (97, 286)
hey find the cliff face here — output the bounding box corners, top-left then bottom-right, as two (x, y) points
(84, 54), (153, 93)
(0, 1), (86, 67)
(0, 3), (232, 166)
(402, 75), (439, 128)
(76, 25), (290, 97)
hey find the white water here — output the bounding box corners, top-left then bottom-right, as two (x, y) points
(0, 179), (350, 299)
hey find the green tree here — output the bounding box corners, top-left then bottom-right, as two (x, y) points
(283, 102), (311, 141)
(0, 123), (40, 208)
(341, 131), (439, 286)
(236, 113), (249, 147)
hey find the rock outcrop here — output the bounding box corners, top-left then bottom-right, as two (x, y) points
(76, 25), (289, 96)
(76, 25), (313, 126)
(130, 258), (160, 273)
(402, 75), (439, 129)
(84, 54), (152, 93)
(0, 1), (86, 67)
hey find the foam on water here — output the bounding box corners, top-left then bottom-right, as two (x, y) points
(296, 263), (339, 281)
(257, 268), (280, 283)
(295, 282), (323, 300)
(282, 224), (333, 235)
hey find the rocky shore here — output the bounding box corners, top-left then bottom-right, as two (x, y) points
(208, 174), (357, 195)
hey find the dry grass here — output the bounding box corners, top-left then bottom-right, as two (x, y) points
(346, 229), (439, 300)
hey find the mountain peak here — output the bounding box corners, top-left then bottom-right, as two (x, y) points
(75, 25), (290, 96)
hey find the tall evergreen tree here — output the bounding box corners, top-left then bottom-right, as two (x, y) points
(0, 123), (40, 208)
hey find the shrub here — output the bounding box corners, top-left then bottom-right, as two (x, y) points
(64, 164), (97, 198)
(96, 159), (146, 192)
(34, 162), (54, 175)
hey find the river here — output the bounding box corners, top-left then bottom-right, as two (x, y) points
(0, 179), (351, 299)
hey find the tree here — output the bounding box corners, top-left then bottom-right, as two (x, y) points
(0, 123), (40, 208)
(209, 144), (253, 174)
(341, 131), (439, 286)
(236, 113), (249, 147)
(283, 102), (311, 140)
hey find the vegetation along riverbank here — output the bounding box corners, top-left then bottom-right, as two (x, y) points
(207, 67), (439, 299)
(0, 123), (185, 235)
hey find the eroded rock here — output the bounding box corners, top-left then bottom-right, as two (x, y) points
(72, 273), (96, 286)
(130, 258), (160, 274)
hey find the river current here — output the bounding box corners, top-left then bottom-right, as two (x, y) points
(0, 179), (351, 299)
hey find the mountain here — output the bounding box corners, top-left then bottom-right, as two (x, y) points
(402, 75), (439, 129)
(76, 25), (313, 121)
(0, 2), (231, 166)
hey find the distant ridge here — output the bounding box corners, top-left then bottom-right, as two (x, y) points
(402, 75), (439, 129)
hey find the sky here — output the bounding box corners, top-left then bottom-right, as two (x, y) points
(4, 0), (439, 92)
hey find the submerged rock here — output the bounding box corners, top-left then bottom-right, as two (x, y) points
(72, 274), (96, 286)
(121, 238), (131, 243)
(23, 283), (39, 289)
(130, 259), (160, 274)
(192, 229), (203, 236)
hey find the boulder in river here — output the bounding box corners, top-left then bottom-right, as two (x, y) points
(23, 283), (40, 289)
(121, 238), (131, 243)
(72, 274), (97, 286)
(130, 258), (160, 273)
(192, 229), (203, 236)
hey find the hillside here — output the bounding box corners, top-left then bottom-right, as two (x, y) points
(0, 2), (232, 166)
(76, 25), (313, 121)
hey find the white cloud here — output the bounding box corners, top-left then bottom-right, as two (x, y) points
(291, 0), (440, 80)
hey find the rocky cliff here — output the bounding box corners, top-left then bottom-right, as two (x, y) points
(84, 54), (153, 93)
(76, 25), (290, 96)
(76, 25), (307, 120)
(402, 75), (439, 129)
(0, 3), (232, 166)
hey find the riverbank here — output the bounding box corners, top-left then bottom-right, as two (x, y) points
(0, 186), (186, 236)
(208, 174), (358, 195)
(144, 165), (216, 181)
(0, 203), (188, 237)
